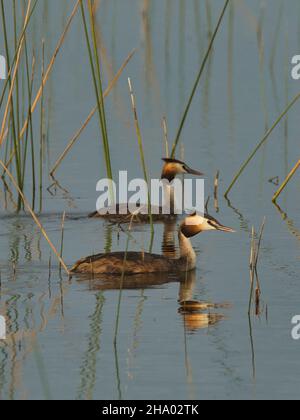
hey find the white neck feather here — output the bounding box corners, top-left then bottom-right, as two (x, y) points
(178, 231), (197, 271)
(163, 184), (175, 214)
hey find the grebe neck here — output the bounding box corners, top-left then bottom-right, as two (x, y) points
(163, 183), (176, 214)
(178, 231), (197, 271)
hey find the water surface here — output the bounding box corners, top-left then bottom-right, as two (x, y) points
(0, 0), (300, 400)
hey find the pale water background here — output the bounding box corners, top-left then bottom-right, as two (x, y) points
(0, 0), (300, 400)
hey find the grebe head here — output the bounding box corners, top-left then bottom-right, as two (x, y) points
(180, 213), (235, 238)
(161, 158), (204, 182)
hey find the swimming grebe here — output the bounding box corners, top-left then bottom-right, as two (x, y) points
(88, 158), (204, 222)
(71, 213), (235, 275)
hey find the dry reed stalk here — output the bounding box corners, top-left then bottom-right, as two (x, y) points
(162, 117), (169, 158)
(0, 0), (38, 110)
(3, 0), (81, 165)
(0, 0), (32, 146)
(272, 159), (300, 203)
(0, 160), (69, 275)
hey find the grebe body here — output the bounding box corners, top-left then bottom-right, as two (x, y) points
(88, 158), (203, 222)
(71, 214), (234, 276)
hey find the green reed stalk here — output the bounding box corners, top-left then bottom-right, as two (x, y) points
(0, 0), (37, 211)
(21, 43), (36, 209)
(0, 0), (22, 200)
(21, 33), (30, 179)
(0, 73), (10, 111)
(39, 40), (45, 213)
(225, 90), (300, 198)
(171, 0), (230, 158)
(255, 218), (266, 271)
(0, 0), (38, 111)
(88, 0), (112, 177)
(3, 0), (78, 178)
(13, 0), (21, 143)
(248, 219), (265, 315)
(30, 75), (36, 209)
(80, 0), (113, 182)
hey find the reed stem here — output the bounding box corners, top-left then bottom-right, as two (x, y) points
(0, 0), (38, 111)
(80, 0), (113, 182)
(3, 0), (80, 170)
(162, 117), (169, 158)
(272, 159), (300, 203)
(22, 45), (36, 209)
(38, 40), (45, 213)
(0, 0), (22, 202)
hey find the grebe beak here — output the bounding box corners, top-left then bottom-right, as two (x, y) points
(215, 224), (236, 233)
(185, 166), (204, 176)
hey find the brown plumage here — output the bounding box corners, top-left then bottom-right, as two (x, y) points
(71, 214), (235, 276)
(71, 252), (188, 275)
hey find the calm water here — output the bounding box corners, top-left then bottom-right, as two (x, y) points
(1, 0), (300, 400)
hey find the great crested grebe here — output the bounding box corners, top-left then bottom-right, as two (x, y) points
(88, 158), (204, 222)
(71, 213), (235, 275)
